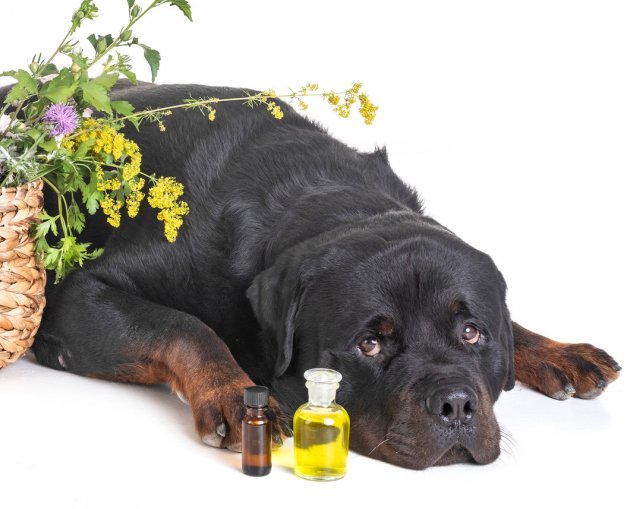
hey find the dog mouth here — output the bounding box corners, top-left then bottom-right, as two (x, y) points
(434, 444), (475, 466)
(353, 392), (502, 469)
(372, 431), (495, 470)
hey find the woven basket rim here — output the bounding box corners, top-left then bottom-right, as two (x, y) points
(0, 178), (44, 194)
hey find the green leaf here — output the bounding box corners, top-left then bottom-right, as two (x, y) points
(35, 233), (50, 256)
(15, 69), (38, 93)
(39, 139), (59, 153)
(68, 201), (86, 233)
(127, 0), (135, 9)
(167, 0), (193, 21)
(39, 63), (59, 76)
(80, 81), (112, 113)
(111, 100), (134, 117)
(41, 69), (78, 103)
(26, 128), (44, 141)
(37, 211), (59, 237)
(119, 67), (138, 85)
(140, 45), (161, 82)
(87, 34), (98, 52)
(43, 242), (65, 282)
(72, 138), (96, 160)
(3, 69), (38, 103)
(81, 171), (101, 215)
(92, 72), (119, 91)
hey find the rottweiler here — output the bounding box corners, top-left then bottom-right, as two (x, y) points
(14, 83), (620, 469)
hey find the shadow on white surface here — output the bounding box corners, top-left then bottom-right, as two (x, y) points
(2, 352), (627, 509)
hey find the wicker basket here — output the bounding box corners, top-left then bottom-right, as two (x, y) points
(0, 179), (46, 368)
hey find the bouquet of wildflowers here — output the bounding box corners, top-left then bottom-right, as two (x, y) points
(0, 0), (378, 283)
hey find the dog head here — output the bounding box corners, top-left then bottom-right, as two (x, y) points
(247, 211), (514, 469)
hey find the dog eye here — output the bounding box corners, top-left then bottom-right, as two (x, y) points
(358, 337), (381, 356)
(462, 324), (480, 344)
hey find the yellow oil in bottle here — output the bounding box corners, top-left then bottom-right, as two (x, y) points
(293, 368), (350, 481)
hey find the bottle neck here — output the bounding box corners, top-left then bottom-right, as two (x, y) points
(245, 406), (267, 418)
(307, 381), (338, 407)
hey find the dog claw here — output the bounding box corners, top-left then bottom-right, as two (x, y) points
(550, 390), (572, 401)
(216, 422), (227, 438)
(202, 433), (224, 448)
(575, 388), (604, 400)
(550, 383), (575, 400)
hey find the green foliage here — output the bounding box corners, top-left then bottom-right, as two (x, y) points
(80, 81), (112, 113)
(40, 69), (78, 102)
(0, 0), (194, 282)
(163, 0), (193, 22)
(141, 45), (161, 83)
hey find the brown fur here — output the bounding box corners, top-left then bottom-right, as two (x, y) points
(89, 331), (287, 447)
(513, 322), (621, 399)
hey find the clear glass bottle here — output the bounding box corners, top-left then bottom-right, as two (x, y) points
(293, 368), (350, 481)
(242, 386), (272, 476)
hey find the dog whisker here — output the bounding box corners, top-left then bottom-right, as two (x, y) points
(499, 423), (519, 457)
(368, 436), (392, 457)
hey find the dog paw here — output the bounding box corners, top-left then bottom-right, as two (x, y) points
(523, 343), (621, 400)
(191, 383), (291, 451)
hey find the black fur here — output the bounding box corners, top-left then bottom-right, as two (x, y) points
(4, 83), (515, 469)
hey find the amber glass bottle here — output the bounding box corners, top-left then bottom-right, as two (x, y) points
(242, 386), (272, 476)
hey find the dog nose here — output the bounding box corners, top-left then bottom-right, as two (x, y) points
(426, 384), (479, 425)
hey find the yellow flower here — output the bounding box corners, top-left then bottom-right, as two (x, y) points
(112, 133), (125, 159)
(297, 99), (308, 111)
(100, 195), (123, 228)
(129, 177), (145, 192)
(148, 176), (184, 209)
(358, 93), (378, 125)
(325, 92), (341, 106)
(266, 101), (284, 120)
(147, 176), (189, 242)
(208, 108), (217, 121)
(126, 190), (145, 218)
(122, 162), (140, 181)
(64, 118), (188, 242)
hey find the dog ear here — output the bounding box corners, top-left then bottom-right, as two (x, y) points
(503, 311), (515, 391)
(247, 242), (344, 378)
(246, 252), (312, 378)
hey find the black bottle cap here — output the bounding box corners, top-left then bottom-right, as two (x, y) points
(244, 386), (269, 407)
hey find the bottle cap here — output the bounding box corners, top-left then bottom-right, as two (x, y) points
(244, 386), (269, 407)
(304, 368), (342, 384)
(304, 368), (342, 406)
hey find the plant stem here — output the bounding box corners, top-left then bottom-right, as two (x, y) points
(118, 91), (344, 123)
(40, 25), (75, 74)
(87, 0), (160, 72)
(42, 176), (69, 237)
(21, 133), (46, 160)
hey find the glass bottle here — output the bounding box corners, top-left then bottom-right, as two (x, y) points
(293, 368), (350, 481)
(242, 386), (272, 476)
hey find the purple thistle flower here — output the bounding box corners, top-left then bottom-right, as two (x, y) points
(42, 103), (79, 137)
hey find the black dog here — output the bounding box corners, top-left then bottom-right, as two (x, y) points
(20, 83), (620, 469)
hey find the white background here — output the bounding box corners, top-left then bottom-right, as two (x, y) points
(1, 1), (629, 508)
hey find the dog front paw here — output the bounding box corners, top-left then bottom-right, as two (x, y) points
(190, 381), (291, 452)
